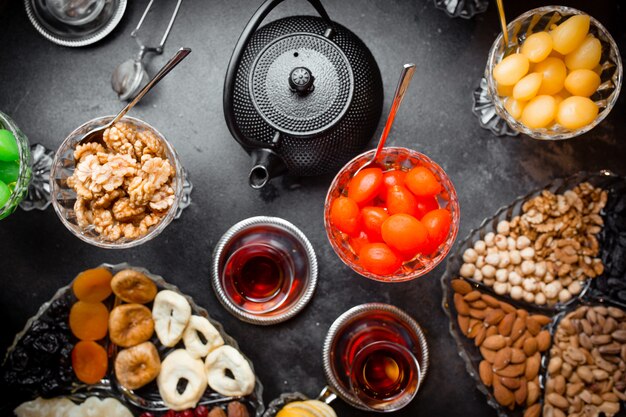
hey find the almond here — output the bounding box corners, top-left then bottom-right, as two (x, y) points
(480, 346), (497, 363)
(464, 290), (481, 302)
(485, 309), (505, 326)
(496, 363), (525, 378)
(469, 308), (488, 320)
(523, 403), (541, 417)
(513, 333), (528, 349)
(499, 375), (521, 390)
(525, 353), (540, 380)
(479, 360), (493, 386)
(209, 407), (227, 417)
(526, 381), (540, 406)
(472, 300), (490, 310)
(523, 337), (538, 356)
(483, 335), (507, 350)
(536, 330), (551, 352)
(511, 348), (526, 364)
(493, 378), (514, 407)
(228, 401), (250, 417)
(457, 314), (470, 335)
(510, 317), (526, 343)
(514, 377), (527, 405)
(611, 329), (626, 343)
(468, 321), (482, 339)
(553, 374), (565, 395)
(481, 294), (501, 308)
(474, 326), (487, 346)
(453, 293), (470, 316)
(498, 313), (515, 336)
(500, 302), (516, 314)
(526, 317), (541, 336)
(493, 347), (512, 371)
(486, 325), (498, 337)
(530, 314), (552, 326)
(451, 279), (472, 295)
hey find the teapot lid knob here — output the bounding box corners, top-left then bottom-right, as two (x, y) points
(289, 67), (314, 94)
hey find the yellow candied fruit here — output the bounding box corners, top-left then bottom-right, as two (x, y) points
(553, 90), (571, 106)
(564, 69), (601, 97)
(513, 73), (543, 101)
(565, 35), (602, 70)
(551, 15), (590, 55)
(521, 32), (553, 63)
(497, 82), (514, 97)
(535, 57), (567, 95)
(521, 95), (556, 129)
(493, 53), (529, 86)
(556, 96), (598, 130)
(504, 97), (526, 119)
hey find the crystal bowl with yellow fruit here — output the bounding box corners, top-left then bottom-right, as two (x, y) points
(485, 6), (622, 140)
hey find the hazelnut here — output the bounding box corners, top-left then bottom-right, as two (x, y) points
(535, 292), (547, 305)
(506, 237), (516, 251)
(460, 263), (475, 278)
(516, 235), (531, 250)
(523, 291), (536, 303)
(510, 285), (523, 300)
(472, 269), (483, 282)
(495, 234), (508, 250)
(508, 271), (522, 286)
(558, 289), (573, 303)
(509, 250), (522, 265)
(484, 232), (495, 246)
(463, 248), (478, 264)
(522, 278), (537, 292)
(568, 280), (582, 295)
(544, 283), (559, 299)
(520, 247), (535, 260)
(485, 253), (500, 266)
(498, 252), (511, 268)
(481, 265), (496, 278)
(483, 277), (495, 287)
(476, 255), (486, 268)
(495, 269), (508, 282)
(535, 261), (547, 278)
(497, 220), (510, 235)
(521, 260), (535, 276)
(474, 240), (487, 254)
(494, 281), (508, 295)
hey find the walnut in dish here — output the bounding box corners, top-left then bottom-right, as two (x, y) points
(67, 122), (175, 242)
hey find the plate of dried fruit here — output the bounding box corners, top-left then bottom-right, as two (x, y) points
(441, 171), (626, 417)
(1, 263), (264, 417)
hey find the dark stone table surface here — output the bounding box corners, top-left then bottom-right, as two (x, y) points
(0, 0), (624, 415)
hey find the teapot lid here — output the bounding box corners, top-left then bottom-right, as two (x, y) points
(250, 32), (354, 136)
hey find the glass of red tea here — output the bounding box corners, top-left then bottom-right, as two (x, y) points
(212, 216), (317, 325)
(323, 303), (429, 412)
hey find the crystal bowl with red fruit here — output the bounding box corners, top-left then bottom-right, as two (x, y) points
(324, 147), (460, 282)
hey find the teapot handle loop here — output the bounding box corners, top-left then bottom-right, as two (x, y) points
(223, 0), (333, 151)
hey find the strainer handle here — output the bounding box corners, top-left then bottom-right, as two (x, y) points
(223, 0), (333, 151)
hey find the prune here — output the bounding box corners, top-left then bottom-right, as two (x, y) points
(592, 184), (626, 304)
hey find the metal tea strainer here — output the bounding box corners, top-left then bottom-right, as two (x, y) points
(111, 0), (183, 100)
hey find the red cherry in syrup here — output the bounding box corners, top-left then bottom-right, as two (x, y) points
(139, 413), (156, 417)
(194, 406), (209, 417)
(179, 410), (195, 417)
(162, 411), (177, 417)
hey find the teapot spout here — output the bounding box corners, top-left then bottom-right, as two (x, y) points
(249, 148), (287, 189)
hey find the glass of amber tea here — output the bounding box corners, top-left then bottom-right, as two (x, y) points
(323, 303), (429, 412)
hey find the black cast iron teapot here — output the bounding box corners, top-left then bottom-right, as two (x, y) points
(224, 0), (384, 188)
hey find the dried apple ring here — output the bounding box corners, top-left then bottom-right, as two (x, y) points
(114, 341), (161, 390)
(205, 345), (255, 396)
(72, 340), (108, 384)
(69, 301), (109, 341)
(157, 349), (207, 411)
(109, 304), (154, 347)
(111, 269), (157, 304)
(183, 315), (224, 359)
(152, 290), (191, 347)
(72, 267), (113, 302)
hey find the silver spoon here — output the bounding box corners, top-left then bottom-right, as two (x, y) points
(77, 47), (191, 148)
(356, 63), (416, 174)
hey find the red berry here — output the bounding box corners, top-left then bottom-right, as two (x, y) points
(194, 406), (209, 417)
(179, 411), (195, 417)
(139, 413), (156, 417)
(162, 411), (177, 417)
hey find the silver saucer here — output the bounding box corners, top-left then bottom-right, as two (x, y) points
(322, 303), (430, 411)
(24, 0), (127, 47)
(211, 216), (318, 325)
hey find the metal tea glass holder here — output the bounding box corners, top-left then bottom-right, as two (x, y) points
(111, 0), (183, 101)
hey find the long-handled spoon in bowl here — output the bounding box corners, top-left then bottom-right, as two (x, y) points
(355, 63), (416, 175)
(77, 47), (191, 149)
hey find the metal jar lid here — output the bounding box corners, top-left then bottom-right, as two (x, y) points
(211, 216), (318, 325)
(25, 0), (127, 47)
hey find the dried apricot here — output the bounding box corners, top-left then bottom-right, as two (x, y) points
(361, 206), (388, 242)
(72, 340), (108, 384)
(329, 196), (360, 235)
(381, 213), (428, 253)
(69, 301), (109, 341)
(348, 168), (383, 204)
(421, 209), (452, 247)
(72, 267), (113, 302)
(386, 185), (417, 216)
(358, 243), (401, 275)
(405, 166), (442, 197)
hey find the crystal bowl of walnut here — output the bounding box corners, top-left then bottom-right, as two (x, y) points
(50, 116), (184, 249)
